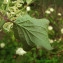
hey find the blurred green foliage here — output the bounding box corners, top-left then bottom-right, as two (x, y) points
(0, 0), (63, 63)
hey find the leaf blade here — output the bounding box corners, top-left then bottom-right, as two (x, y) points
(13, 14), (53, 50)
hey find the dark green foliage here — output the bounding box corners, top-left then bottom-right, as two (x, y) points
(13, 23), (32, 51)
(0, 0), (4, 6)
(0, 20), (5, 29)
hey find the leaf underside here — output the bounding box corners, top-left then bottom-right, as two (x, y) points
(13, 14), (53, 50)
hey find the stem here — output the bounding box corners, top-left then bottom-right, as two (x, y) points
(0, 12), (13, 23)
(6, 0), (10, 11)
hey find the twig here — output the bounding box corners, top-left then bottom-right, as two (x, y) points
(0, 12), (13, 23)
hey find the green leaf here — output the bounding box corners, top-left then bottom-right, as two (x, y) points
(0, 0), (4, 6)
(26, 0), (32, 5)
(13, 14), (53, 50)
(0, 20), (5, 29)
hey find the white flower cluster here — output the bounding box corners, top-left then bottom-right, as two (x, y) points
(0, 42), (27, 55)
(0, 43), (5, 48)
(48, 26), (53, 30)
(49, 38), (62, 43)
(45, 8), (54, 14)
(45, 8), (62, 16)
(16, 48), (27, 55)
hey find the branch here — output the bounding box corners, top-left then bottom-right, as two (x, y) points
(0, 12), (13, 23)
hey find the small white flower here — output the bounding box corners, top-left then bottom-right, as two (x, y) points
(58, 13), (61, 16)
(49, 8), (54, 12)
(16, 48), (26, 55)
(26, 6), (31, 11)
(45, 10), (51, 14)
(0, 43), (5, 48)
(49, 39), (54, 43)
(61, 28), (63, 34)
(48, 26), (53, 30)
